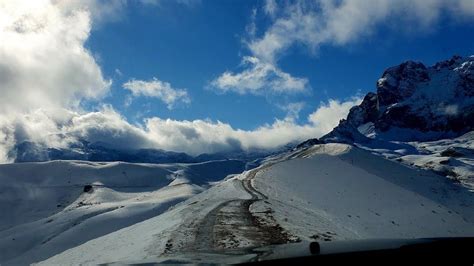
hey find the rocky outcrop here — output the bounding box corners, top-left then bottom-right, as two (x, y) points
(323, 55), (474, 142)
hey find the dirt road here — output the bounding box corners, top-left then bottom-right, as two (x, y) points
(164, 165), (290, 254)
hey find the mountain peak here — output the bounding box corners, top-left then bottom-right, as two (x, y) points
(323, 55), (474, 142)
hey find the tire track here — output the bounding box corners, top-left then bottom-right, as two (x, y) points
(164, 162), (291, 254)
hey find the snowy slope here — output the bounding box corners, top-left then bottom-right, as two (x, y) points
(364, 131), (474, 190)
(0, 159), (246, 265)
(40, 143), (474, 265)
(321, 55), (474, 189)
(323, 130), (474, 190)
(254, 144), (474, 240)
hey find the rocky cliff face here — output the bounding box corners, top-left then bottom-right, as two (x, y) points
(323, 55), (474, 142)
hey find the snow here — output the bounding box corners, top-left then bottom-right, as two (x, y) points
(0, 159), (246, 265)
(357, 122), (375, 138)
(39, 178), (251, 265)
(254, 144), (474, 241)
(39, 143), (474, 265)
(354, 131), (474, 190)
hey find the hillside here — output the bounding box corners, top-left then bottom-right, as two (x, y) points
(40, 143), (474, 264)
(0, 159), (246, 265)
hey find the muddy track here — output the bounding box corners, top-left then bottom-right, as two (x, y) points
(164, 163), (290, 254)
(242, 167), (268, 200)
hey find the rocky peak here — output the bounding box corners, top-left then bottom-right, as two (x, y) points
(433, 55), (464, 70)
(323, 55), (474, 143)
(376, 60), (429, 106)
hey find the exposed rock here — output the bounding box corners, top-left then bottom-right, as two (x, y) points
(377, 61), (429, 106)
(324, 55), (474, 142)
(440, 147), (474, 157)
(83, 185), (93, 193)
(296, 138), (322, 149)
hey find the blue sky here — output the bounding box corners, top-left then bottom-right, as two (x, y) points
(1, 0), (474, 160)
(86, 0), (474, 129)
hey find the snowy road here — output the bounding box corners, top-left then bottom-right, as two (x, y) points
(164, 165), (291, 254)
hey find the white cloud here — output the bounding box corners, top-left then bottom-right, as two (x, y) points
(115, 68), (123, 77)
(0, 0), (201, 118)
(123, 78), (190, 109)
(0, 1), (361, 162)
(175, 0), (202, 7)
(250, 0), (474, 64)
(246, 8), (258, 37)
(6, 0), (457, 162)
(138, 0), (160, 6)
(263, 0), (278, 17)
(213, 0), (474, 96)
(138, 0), (202, 8)
(0, 97), (360, 161)
(308, 97), (363, 134)
(0, 116), (15, 163)
(457, 0), (474, 16)
(278, 102), (305, 120)
(55, 0), (127, 27)
(0, 0), (111, 114)
(211, 56), (309, 95)
(0, 0), (121, 162)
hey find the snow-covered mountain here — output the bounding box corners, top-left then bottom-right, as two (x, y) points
(1, 55), (473, 265)
(325, 55), (474, 142)
(322, 55), (474, 189)
(39, 143), (474, 265)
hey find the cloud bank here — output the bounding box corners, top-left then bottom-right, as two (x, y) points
(0, 98), (361, 162)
